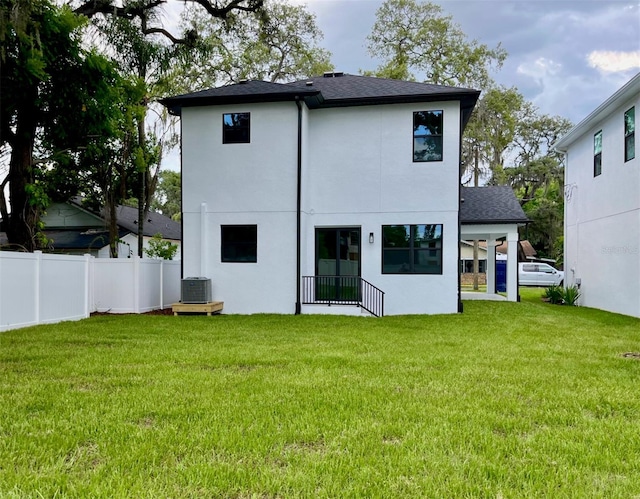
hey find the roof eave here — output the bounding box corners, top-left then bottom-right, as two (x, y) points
(160, 91), (321, 116)
(304, 90), (480, 110)
(461, 219), (529, 225)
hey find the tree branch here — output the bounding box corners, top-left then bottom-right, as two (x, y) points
(190, 0), (264, 18)
(142, 26), (186, 45)
(74, 0), (263, 45)
(75, 0), (263, 22)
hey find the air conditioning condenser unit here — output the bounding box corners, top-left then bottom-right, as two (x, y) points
(181, 277), (212, 304)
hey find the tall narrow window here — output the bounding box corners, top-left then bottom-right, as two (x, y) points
(625, 107), (635, 162)
(413, 111), (443, 162)
(382, 224), (443, 274)
(594, 130), (602, 177)
(223, 113), (250, 143)
(221, 225), (257, 262)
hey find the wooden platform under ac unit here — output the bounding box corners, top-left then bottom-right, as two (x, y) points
(172, 301), (224, 316)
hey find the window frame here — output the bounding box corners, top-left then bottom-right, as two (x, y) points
(413, 110), (443, 163)
(461, 259), (487, 274)
(593, 130), (602, 177)
(382, 224), (443, 275)
(222, 112), (251, 144)
(221, 224), (257, 263)
(624, 106), (635, 162)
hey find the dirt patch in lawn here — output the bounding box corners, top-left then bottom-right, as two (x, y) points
(621, 352), (640, 360)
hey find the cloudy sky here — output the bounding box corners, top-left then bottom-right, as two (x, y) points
(292, 0), (640, 126)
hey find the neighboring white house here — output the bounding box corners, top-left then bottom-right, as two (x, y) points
(36, 200), (182, 260)
(164, 73), (504, 315)
(555, 73), (639, 318)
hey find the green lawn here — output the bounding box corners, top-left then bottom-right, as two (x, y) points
(1, 289), (640, 498)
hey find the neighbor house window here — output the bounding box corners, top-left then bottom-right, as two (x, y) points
(413, 111), (443, 162)
(223, 112), (250, 143)
(382, 224), (443, 274)
(625, 107), (635, 162)
(221, 225), (257, 262)
(594, 130), (602, 176)
(461, 260), (487, 274)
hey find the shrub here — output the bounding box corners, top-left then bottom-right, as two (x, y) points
(144, 233), (178, 260)
(562, 285), (581, 306)
(543, 284), (564, 305)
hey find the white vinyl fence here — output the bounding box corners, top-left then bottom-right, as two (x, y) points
(0, 251), (181, 332)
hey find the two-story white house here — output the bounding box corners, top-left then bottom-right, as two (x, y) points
(162, 73), (485, 315)
(555, 73), (639, 318)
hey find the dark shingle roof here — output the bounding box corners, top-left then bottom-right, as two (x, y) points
(287, 73), (479, 109)
(114, 205), (181, 240)
(161, 73), (480, 123)
(43, 228), (129, 250)
(460, 186), (529, 225)
(161, 80), (320, 115)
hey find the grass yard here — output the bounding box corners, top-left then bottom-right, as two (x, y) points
(1, 289), (640, 498)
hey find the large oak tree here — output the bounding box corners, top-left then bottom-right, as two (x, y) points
(1, 0), (264, 252)
(365, 0), (506, 88)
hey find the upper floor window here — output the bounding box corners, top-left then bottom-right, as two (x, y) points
(221, 225), (257, 262)
(413, 111), (443, 162)
(223, 113), (250, 143)
(382, 224), (443, 274)
(624, 107), (635, 162)
(594, 130), (602, 177)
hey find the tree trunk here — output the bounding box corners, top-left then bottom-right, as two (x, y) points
(473, 240), (479, 291)
(137, 111), (146, 258)
(472, 146), (480, 290)
(6, 94), (38, 252)
(106, 187), (119, 258)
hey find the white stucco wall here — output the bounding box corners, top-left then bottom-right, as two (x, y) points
(563, 92), (639, 317)
(181, 99), (463, 315)
(181, 102), (299, 314)
(301, 102), (461, 315)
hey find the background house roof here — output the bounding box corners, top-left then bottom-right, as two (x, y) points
(42, 228), (129, 251)
(113, 205), (181, 240)
(478, 239), (537, 258)
(460, 186), (529, 225)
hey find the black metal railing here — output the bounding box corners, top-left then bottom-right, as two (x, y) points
(302, 276), (385, 317)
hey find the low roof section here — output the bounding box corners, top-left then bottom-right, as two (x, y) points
(113, 205), (181, 240)
(460, 185), (529, 243)
(161, 72), (480, 127)
(460, 186), (529, 226)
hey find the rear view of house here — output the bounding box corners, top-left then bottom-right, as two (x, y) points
(162, 73), (480, 315)
(556, 73), (639, 318)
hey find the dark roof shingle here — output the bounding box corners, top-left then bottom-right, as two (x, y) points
(161, 80), (320, 114)
(460, 186), (529, 225)
(161, 73), (480, 121)
(114, 205), (181, 240)
(287, 73), (479, 108)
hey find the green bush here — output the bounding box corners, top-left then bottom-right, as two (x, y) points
(543, 284), (564, 304)
(543, 284), (581, 306)
(562, 285), (581, 306)
(144, 233), (178, 260)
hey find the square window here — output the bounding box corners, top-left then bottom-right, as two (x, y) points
(223, 113), (250, 144)
(625, 107), (635, 162)
(221, 225), (257, 262)
(382, 224), (442, 274)
(594, 130), (602, 176)
(413, 111), (443, 162)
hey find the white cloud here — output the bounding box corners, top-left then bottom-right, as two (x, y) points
(516, 57), (562, 81)
(587, 50), (640, 73)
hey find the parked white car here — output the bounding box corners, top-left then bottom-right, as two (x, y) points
(518, 262), (564, 287)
